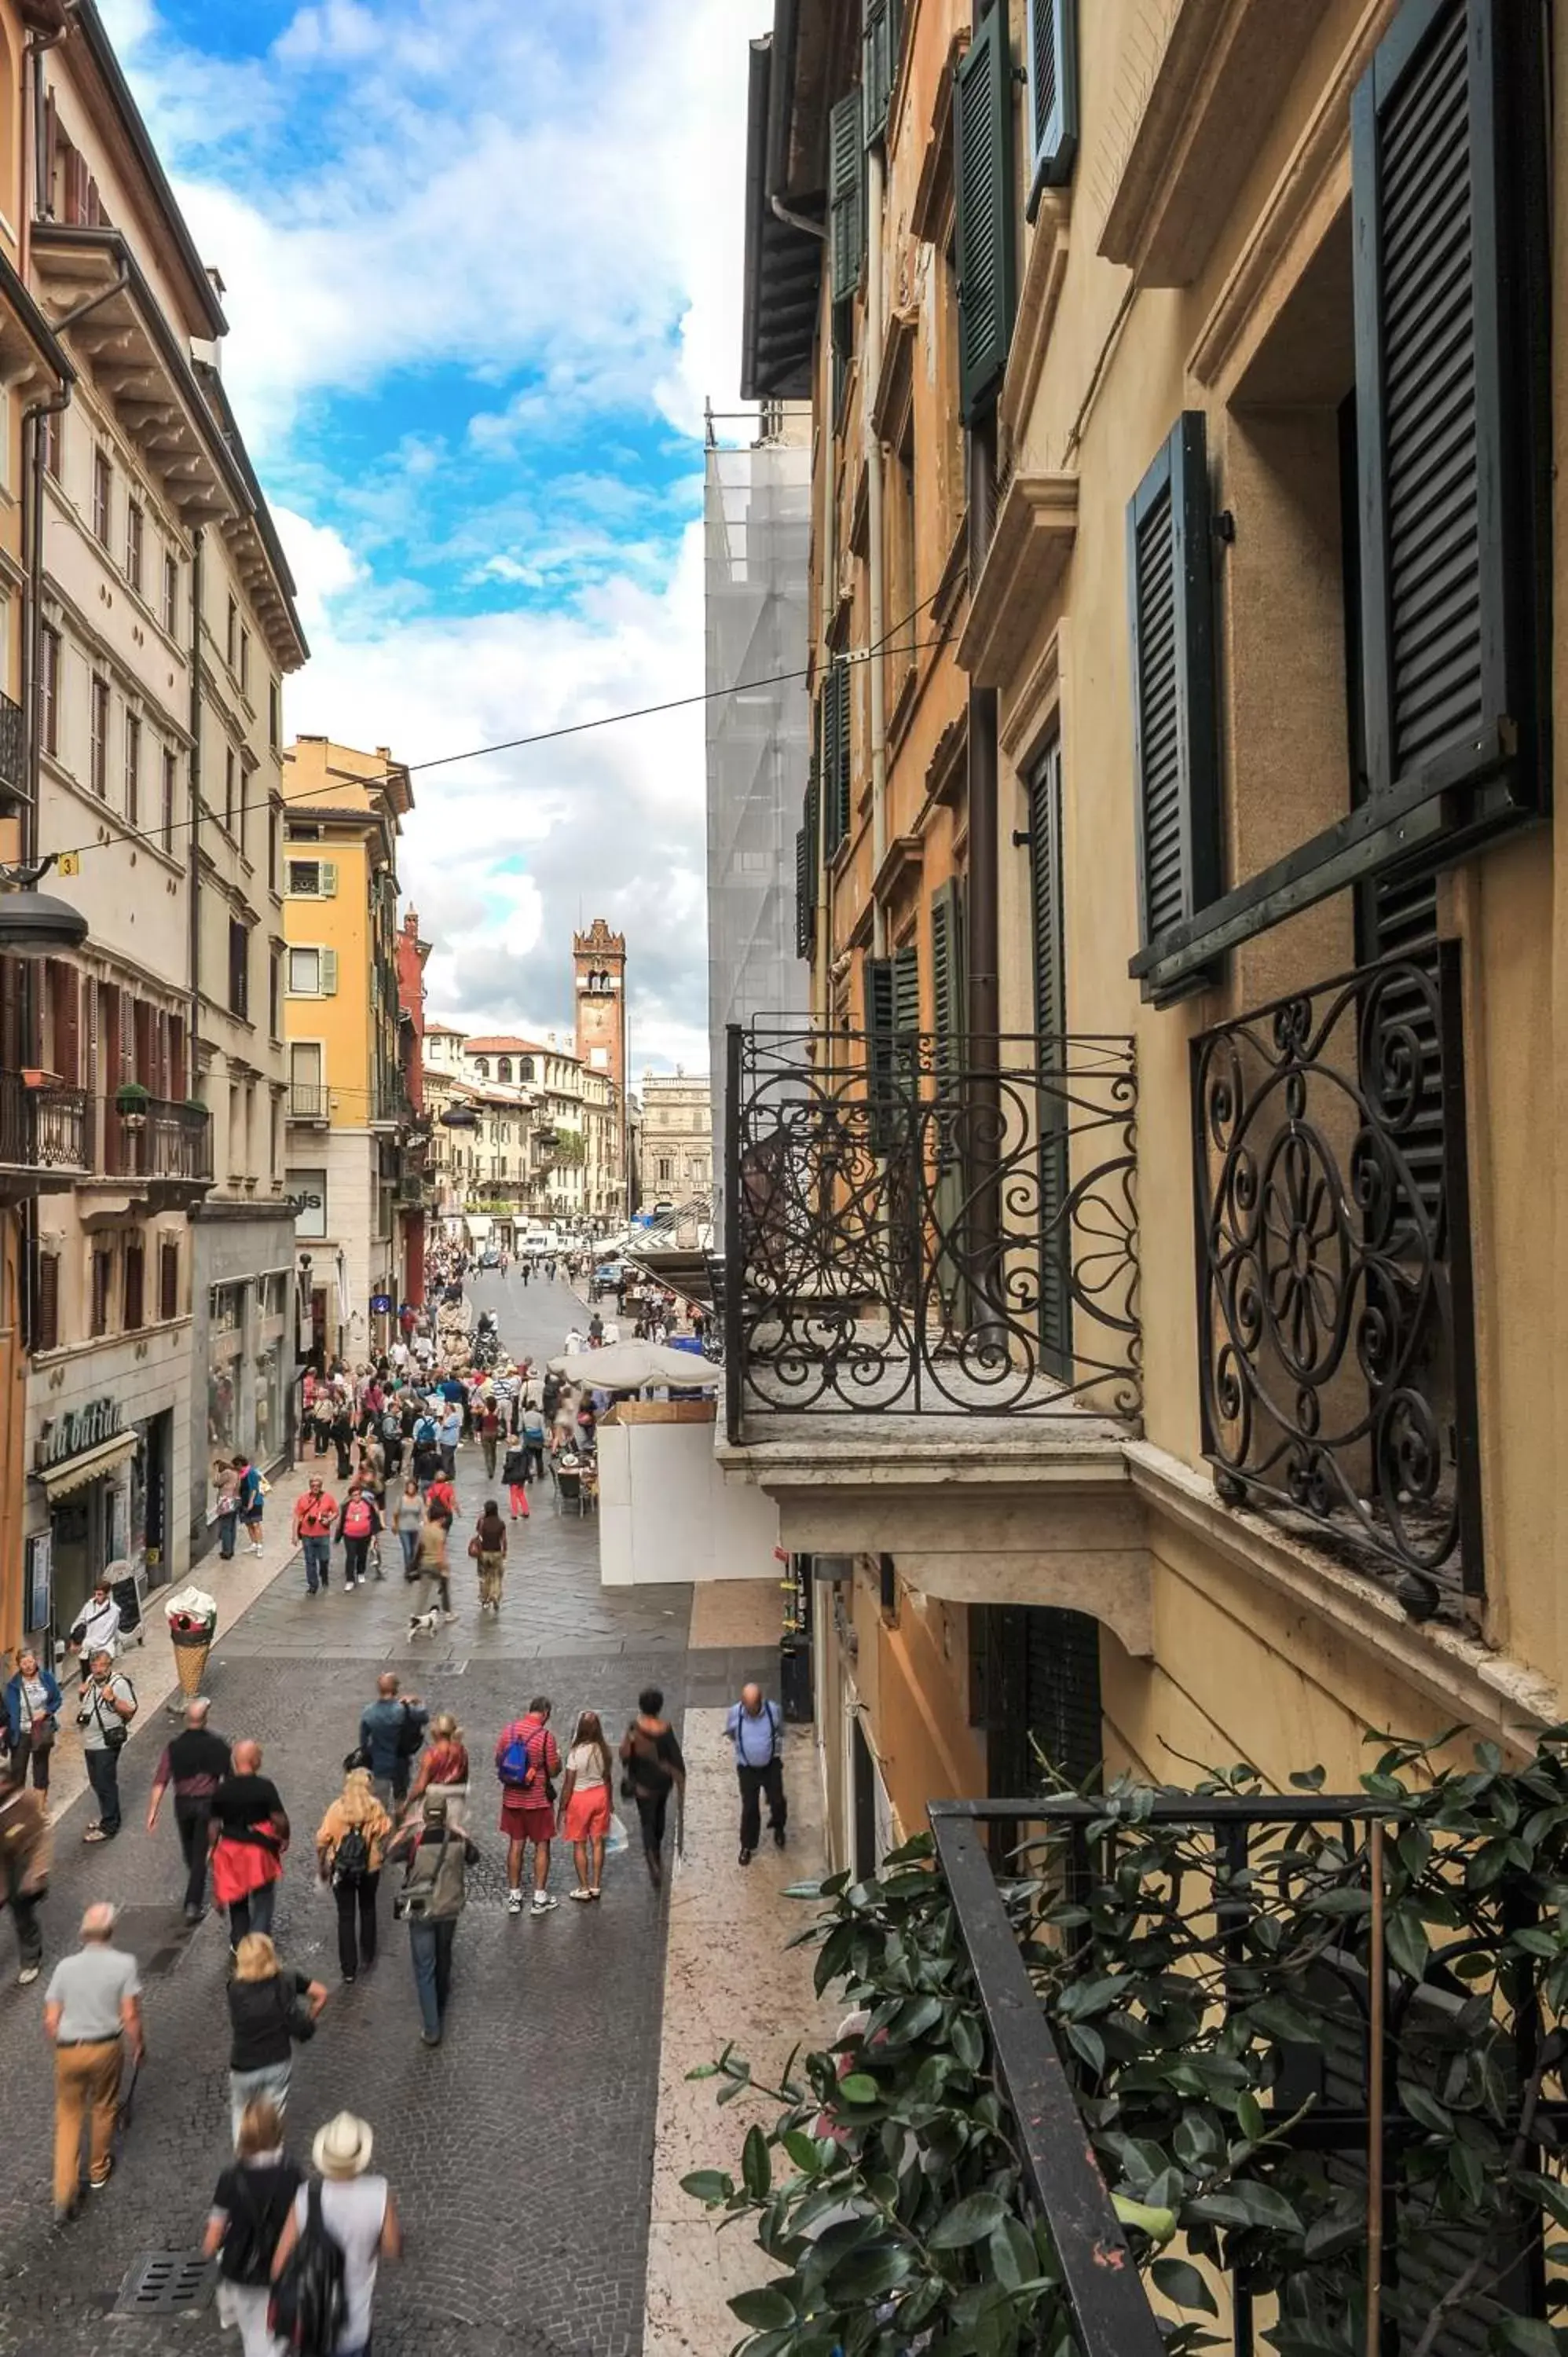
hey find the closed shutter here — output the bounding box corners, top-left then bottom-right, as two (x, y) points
(1028, 741), (1071, 1376)
(863, 0), (901, 145)
(321, 861), (339, 896)
(1024, 0), (1078, 212)
(954, 7), (1017, 423)
(159, 1241), (179, 1323)
(822, 662), (851, 853)
(795, 827), (811, 959)
(930, 879), (969, 1319)
(1352, 0), (1530, 820)
(829, 93), (864, 306)
(35, 1254), (59, 1353)
(1127, 411), (1222, 962)
(866, 955), (898, 1154)
(1023, 1608), (1102, 1788)
(892, 940), (920, 1037)
(123, 1242), (144, 1333)
(49, 961), (79, 1087)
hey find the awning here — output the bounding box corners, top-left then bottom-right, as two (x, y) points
(38, 1431), (137, 1501)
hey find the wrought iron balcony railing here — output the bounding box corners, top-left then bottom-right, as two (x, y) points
(288, 1083), (329, 1122)
(0, 1072), (90, 1182)
(101, 1097), (212, 1186)
(723, 1024), (1140, 1439)
(1192, 944), (1479, 1618)
(0, 687), (25, 797)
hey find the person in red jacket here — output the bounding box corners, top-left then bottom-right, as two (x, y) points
(291, 1476), (337, 1597)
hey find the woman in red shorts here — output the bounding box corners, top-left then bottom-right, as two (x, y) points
(495, 1696), (560, 1917)
(557, 1711), (614, 1902)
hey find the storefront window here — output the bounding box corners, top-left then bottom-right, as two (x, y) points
(207, 1357), (238, 1454)
(255, 1343), (285, 1465)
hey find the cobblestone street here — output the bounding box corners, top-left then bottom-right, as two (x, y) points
(0, 1276), (778, 2357)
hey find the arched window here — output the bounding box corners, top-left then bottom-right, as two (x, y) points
(474, 1058), (489, 1079)
(519, 1057), (534, 1083)
(498, 1057), (511, 1081)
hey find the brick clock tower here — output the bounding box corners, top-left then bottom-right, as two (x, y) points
(573, 918), (628, 1221)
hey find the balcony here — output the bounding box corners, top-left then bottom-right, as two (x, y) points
(1191, 946), (1479, 1622)
(98, 1096), (213, 1192)
(0, 1073), (90, 1199)
(723, 1024), (1141, 1439)
(0, 687), (24, 801)
(288, 1083), (329, 1124)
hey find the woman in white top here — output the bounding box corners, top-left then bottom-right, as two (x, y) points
(557, 1710), (614, 1902)
(271, 2113), (400, 2357)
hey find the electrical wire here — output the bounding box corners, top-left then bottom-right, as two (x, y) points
(41, 592), (950, 872)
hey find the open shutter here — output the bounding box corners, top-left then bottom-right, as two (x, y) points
(321, 861), (339, 896)
(321, 950), (339, 997)
(1024, 0), (1078, 212)
(1351, 0), (1537, 824)
(829, 93), (864, 306)
(1028, 742), (1071, 1375)
(796, 769), (821, 960)
(1127, 411), (1221, 971)
(954, 7), (1017, 423)
(822, 660), (852, 851)
(863, 0), (901, 146)
(866, 955), (898, 1154)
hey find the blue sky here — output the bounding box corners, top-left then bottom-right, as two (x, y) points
(101, 0), (767, 1072)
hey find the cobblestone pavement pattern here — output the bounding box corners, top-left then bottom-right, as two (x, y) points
(0, 1274), (726, 2357)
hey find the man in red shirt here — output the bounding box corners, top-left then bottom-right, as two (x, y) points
(496, 1698), (561, 1917)
(291, 1475), (337, 1596)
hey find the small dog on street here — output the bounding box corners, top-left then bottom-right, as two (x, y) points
(407, 1607), (441, 1638)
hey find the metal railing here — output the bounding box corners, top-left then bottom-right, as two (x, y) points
(0, 687), (24, 797)
(288, 1083), (329, 1121)
(723, 1023), (1140, 1439)
(1192, 944), (1480, 1618)
(929, 1788), (1559, 2357)
(0, 1073), (90, 1175)
(102, 1097), (212, 1184)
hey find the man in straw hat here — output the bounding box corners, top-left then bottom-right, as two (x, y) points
(271, 2112), (401, 2355)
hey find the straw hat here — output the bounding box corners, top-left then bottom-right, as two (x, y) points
(313, 2113), (374, 2178)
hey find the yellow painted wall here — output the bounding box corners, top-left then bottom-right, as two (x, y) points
(282, 827), (374, 1109)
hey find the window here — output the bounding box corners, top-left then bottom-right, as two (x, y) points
(1024, 0), (1079, 210)
(92, 448), (111, 545)
(123, 712), (140, 830)
(43, 409), (60, 481)
(90, 676), (109, 799)
(519, 1056), (534, 1082)
(163, 551), (178, 637)
(820, 661), (852, 854)
(269, 680), (280, 750)
(240, 628), (249, 692)
(498, 1057), (512, 1082)
(269, 808), (280, 893)
(159, 1241), (179, 1323)
(474, 1058), (489, 1079)
(269, 946), (281, 1036)
(126, 501), (144, 596)
(123, 1241), (145, 1333)
(225, 596), (236, 667)
(35, 1253), (60, 1351)
(224, 746), (236, 833)
(657, 1157), (673, 1186)
(287, 859), (338, 898)
(954, 7), (1017, 422)
(162, 746), (177, 852)
(288, 948), (337, 997)
(228, 918), (249, 1019)
(90, 1245), (112, 1337)
(39, 626), (59, 757)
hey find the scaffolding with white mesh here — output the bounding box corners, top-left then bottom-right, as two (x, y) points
(703, 407), (811, 1244)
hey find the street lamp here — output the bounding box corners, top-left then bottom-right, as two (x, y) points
(0, 854), (87, 956)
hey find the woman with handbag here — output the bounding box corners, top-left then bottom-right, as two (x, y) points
(225, 1936), (327, 2143)
(469, 1500), (507, 1615)
(4, 1649), (61, 1794)
(201, 2096), (302, 2355)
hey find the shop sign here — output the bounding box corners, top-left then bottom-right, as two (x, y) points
(24, 1532), (50, 1631)
(290, 1170), (328, 1240)
(38, 1397), (123, 1472)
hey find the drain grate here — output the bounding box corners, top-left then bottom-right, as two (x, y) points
(115, 2251), (215, 2315)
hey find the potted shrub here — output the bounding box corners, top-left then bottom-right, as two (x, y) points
(114, 1080), (151, 1132)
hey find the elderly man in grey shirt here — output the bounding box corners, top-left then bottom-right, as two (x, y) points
(43, 1903), (144, 2222)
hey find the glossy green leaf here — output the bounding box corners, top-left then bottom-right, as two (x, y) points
(1152, 2259), (1218, 2315)
(742, 2125), (771, 2201)
(727, 2284), (797, 2330)
(837, 2073), (880, 2105)
(927, 2191), (1010, 2248)
(681, 2170), (735, 2205)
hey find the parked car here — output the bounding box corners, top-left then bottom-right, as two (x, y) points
(479, 1248), (501, 1269)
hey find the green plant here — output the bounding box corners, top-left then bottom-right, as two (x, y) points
(685, 1734), (1568, 2357)
(114, 1080), (152, 1106)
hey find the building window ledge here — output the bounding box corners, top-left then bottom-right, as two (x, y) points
(1123, 1439), (1554, 1749)
(955, 471), (1077, 689)
(1097, 0), (1334, 288)
(999, 192), (1070, 458)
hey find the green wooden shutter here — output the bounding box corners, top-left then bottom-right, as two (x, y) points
(1126, 411), (1221, 966)
(1351, 0), (1537, 823)
(796, 768), (820, 960)
(929, 879), (969, 1325)
(829, 660), (852, 846)
(954, 8), (1017, 423)
(829, 93), (865, 306)
(819, 684), (842, 858)
(929, 880), (965, 1060)
(320, 949), (339, 997)
(1028, 742), (1070, 1376)
(892, 940), (920, 1037)
(1024, 0), (1077, 214)
(863, 0), (901, 146)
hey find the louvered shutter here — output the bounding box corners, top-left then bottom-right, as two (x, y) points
(1127, 411), (1221, 962)
(321, 949), (339, 997)
(159, 1240), (179, 1323)
(35, 1253), (59, 1354)
(1352, 0), (1534, 823)
(829, 93), (864, 306)
(823, 660), (852, 849)
(1028, 741), (1071, 1376)
(892, 940), (920, 1037)
(954, 8), (1017, 423)
(863, 0), (901, 146)
(321, 861), (339, 896)
(1024, 0), (1078, 213)
(1023, 1608), (1102, 1788)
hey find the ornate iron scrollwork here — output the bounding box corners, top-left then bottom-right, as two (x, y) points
(727, 1027), (1140, 1425)
(1192, 948), (1481, 1613)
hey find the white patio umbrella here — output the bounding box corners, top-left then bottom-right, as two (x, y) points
(547, 1341), (719, 1391)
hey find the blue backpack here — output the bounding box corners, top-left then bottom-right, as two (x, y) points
(497, 1718), (548, 1793)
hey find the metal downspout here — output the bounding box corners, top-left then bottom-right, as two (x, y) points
(188, 529), (203, 1054)
(865, 141), (888, 961)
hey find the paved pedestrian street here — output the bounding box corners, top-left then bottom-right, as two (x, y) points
(0, 1277), (779, 2357)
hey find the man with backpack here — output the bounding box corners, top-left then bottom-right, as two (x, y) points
(269, 2110), (401, 2357)
(358, 1674), (427, 1809)
(379, 1402), (403, 1481)
(334, 1486), (382, 1590)
(495, 1697), (560, 1917)
(724, 1683), (787, 1867)
(385, 1791), (481, 2045)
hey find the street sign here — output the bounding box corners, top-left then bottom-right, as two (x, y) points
(370, 1293), (393, 1314)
